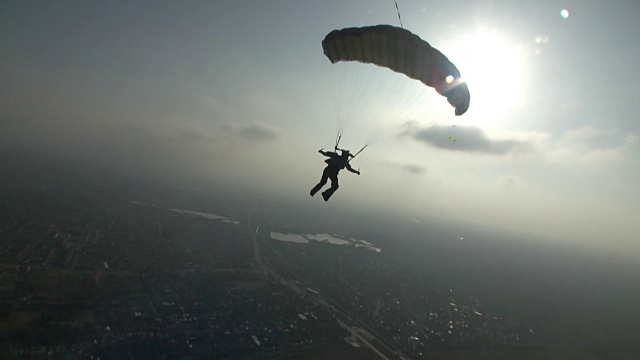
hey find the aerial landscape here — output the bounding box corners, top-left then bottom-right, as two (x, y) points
(2, 1), (640, 359)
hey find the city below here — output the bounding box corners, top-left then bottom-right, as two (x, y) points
(0, 162), (637, 360)
(1, 178), (525, 359)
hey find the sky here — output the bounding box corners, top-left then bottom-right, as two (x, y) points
(1, 0), (639, 260)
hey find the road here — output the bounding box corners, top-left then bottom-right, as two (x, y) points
(246, 212), (407, 360)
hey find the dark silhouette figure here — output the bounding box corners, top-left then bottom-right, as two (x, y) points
(310, 149), (360, 201)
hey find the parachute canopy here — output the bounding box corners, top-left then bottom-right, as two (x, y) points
(322, 25), (470, 116)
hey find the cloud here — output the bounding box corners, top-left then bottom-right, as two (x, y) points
(175, 127), (214, 144)
(220, 122), (281, 141)
(403, 125), (531, 155)
(384, 161), (426, 174)
(399, 164), (426, 174)
(547, 126), (639, 165)
(200, 89), (288, 121)
(200, 96), (236, 116)
(564, 126), (614, 142)
(497, 175), (524, 190)
(200, 96), (223, 109)
(562, 126), (635, 148)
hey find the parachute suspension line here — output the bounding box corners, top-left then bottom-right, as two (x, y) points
(347, 63), (413, 146)
(348, 144), (368, 162)
(393, 0), (403, 29)
(381, 86), (429, 133)
(333, 60), (398, 145)
(364, 74), (405, 142)
(331, 62), (370, 136)
(331, 63), (347, 136)
(332, 55), (424, 148)
(362, 73), (428, 147)
(340, 63), (371, 134)
(335, 133), (342, 150)
(381, 89), (430, 142)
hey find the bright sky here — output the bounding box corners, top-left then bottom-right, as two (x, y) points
(2, 0), (639, 260)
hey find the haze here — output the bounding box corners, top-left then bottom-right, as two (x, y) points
(4, 0), (638, 260)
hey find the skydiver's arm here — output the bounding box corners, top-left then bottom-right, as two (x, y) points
(345, 164), (360, 175)
(319, 150), (335, 157)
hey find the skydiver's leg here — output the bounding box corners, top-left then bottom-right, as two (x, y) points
(310, 169), (330, 196)
(321, 174), (339, 201)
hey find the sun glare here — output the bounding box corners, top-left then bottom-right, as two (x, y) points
(449, 29), (526, 126)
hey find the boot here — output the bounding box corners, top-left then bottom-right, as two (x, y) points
(310, 184), (322, 197)
(322, 188), (336, 201)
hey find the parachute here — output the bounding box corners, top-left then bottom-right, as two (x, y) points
(322, 25), (470, 116)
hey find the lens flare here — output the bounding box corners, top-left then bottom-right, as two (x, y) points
(560, 9), (570, 19)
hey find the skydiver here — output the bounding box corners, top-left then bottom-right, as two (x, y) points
(310, 148), (360, 201)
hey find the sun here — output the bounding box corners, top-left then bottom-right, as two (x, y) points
(448, 29), (527, 126)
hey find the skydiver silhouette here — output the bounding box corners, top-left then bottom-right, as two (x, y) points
(310, 148), (360, 201)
